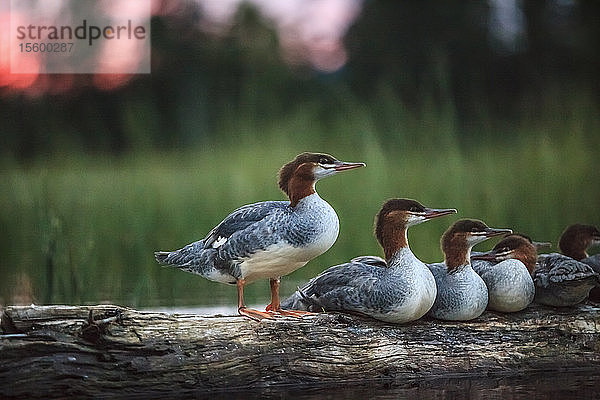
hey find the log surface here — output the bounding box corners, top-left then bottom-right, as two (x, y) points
(1, 303), (600, 398)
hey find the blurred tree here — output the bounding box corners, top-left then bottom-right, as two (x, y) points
(1, 0), (599, 158)
(344, 0), (599, 125)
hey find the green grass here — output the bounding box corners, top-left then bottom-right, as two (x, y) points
(1, 105), (599, 309)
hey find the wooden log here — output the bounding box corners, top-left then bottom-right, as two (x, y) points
(1, 303), (600, 398)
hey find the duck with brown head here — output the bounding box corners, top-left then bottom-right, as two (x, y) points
(559, 224), (600, 261)
(534, 224), (600, 306)
(572, 225), (600, 302)
(471, 234), (541, 312)
(427, 219), (512, 321)
(155, 152), (365, 321)
(281, 198), (456, 323)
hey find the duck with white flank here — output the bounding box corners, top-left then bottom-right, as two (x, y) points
(471, 235), (539, 312)
(427, 220), (512, 321)
(155, 152), (365, 321)
(534, 224), (600, 306)
(281, 199), (456, 323)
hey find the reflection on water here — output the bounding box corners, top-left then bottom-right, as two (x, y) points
(182, 372), (599, 400)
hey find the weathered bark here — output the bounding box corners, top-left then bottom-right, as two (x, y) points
(1, 303), (599, 398)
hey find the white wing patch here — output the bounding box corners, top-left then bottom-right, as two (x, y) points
(212, 236), (228, 248)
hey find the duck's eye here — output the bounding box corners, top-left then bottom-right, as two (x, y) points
(500, 247), (509, 252)
(410, 206), (420, 212)
(319, 157), (331, 164)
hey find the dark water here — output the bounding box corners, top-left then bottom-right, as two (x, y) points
(177, 372), (599, 400)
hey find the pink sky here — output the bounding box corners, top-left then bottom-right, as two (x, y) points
(198, 0), (363, 72)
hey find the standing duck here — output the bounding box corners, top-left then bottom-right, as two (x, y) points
(281, 199), (456, 323)
(471, 235), (538, 312)
(428, 220), (512, 321)
(155, 152), (365, 320)
(534, 224), (600, 306)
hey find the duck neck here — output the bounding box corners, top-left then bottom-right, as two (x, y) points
(381, 225), (409, 261)
(445, 243), (471, 272)
(516, 248), (538, 275)
(561, 242), (588, 261)
(287, 175), (316, 208)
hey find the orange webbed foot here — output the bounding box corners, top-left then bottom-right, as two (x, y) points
(264, 304), (316, 319)
(238, 307), (276, 321)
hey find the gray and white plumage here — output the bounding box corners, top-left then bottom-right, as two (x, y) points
(582, 254), (600, 273)
(584, 253), (600, 303)
(281, 198), (457, 323)
(155, 195), (339, 284)
(470, 235), (537, 312)
(427, 219), (512, 321)
(282, 247), (437, 323)
(469, 255), (493, 275)
(471, 259), (534, 312)
(532, 224), (600, 306)
(583, 255), (600, 302)
(154, 152), (365, 319)
(533, 253), (600, 307)
(428, 262), (488, 321)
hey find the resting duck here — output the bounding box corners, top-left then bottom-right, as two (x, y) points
(534, 224), (600, 306)
(428, 219), (512, 321)
(281, 198), (456, 323)
(471, 235), (537, 312)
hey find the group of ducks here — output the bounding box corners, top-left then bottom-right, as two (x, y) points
(155, 152), (600, 323)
